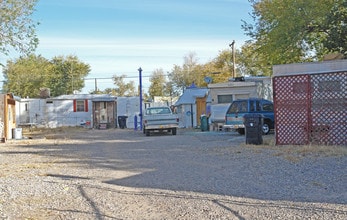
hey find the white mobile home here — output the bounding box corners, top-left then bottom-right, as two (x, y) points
(208, 76), (273, 104)
(16, 94), (117, 129)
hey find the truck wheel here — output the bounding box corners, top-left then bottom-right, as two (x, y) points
(262, 122), (270, 135)
(145, 130), (150, 136)
(172, 128), (177, 135)
(237, 128), (245, 135)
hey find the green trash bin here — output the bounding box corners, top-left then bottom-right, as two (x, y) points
(200, 115), (208, 132)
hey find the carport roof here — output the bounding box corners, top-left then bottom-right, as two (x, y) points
(175, 88), (209, 106)
(273, 59), (347, 76)
(49, 94), (117, 101)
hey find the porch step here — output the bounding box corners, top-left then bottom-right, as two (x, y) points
(99, 123), (107, 129)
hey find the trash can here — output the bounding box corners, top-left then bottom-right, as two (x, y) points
(243, 113), (263, 145)
(12, 128), (22, 140)
(200, 115), (208, 132)
(118, 116), (128, 129)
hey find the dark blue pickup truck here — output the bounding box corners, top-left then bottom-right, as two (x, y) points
(223, 98), (275, 135)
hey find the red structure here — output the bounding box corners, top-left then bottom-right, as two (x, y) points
(273, 60), (347, 146)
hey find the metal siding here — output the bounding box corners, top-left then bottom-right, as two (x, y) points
(273, 60), (347, 76)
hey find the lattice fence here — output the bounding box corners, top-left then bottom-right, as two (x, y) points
(273, 71), (346, 146)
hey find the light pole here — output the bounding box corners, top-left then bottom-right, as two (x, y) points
(229, 40), (236, 78)
(138, 67), (143, 130)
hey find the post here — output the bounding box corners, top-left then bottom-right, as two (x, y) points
(134, 115), (137, 131)
(138, 67), (143, 130)
(229, 40), (236, 78)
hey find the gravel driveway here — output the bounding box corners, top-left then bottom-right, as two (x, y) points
(0, 128), (346, 219)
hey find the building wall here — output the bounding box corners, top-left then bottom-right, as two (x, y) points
(116, 97), (141, 129)
(176, 104), (197, 128)
(16, 99), (45, 125)
(45, 99), (91, 128)
(17, 98), (92, 128)
(15, 95), (175, 130)
(208, 77), (273, 105)
(0, 94), (17, 140)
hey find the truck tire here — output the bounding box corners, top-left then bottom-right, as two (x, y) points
(262, 122), (270, 135)
(237, 128), (245, 135)
(172, 128), (177, 135)
(145, 129), (150, 136)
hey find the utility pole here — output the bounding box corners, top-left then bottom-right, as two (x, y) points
(229, 40), (236, 78)
(138, 67), (143, 130)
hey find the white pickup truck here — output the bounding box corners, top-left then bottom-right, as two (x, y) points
(142, 106), (179, 136)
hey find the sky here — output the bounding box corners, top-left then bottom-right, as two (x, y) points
(5, 0), (253, 93)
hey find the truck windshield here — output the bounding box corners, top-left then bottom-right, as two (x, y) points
(146, 107), (170, 115)
(227, 101), (247, 114)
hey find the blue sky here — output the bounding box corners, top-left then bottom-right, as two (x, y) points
(17, 0), (253, 93)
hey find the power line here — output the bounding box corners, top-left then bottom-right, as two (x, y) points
(84, 74), (170, 80)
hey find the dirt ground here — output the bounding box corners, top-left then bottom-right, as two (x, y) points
(0, 127), (346, 219)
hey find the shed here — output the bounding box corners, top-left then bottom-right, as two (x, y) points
(0, 93), (17, 141)
(273, 60), (347, 146)
(92, 95), (117, 129)
(175, 88), (210, 128)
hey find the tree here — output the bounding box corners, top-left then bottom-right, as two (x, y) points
(238, 42), (272, 76)
(0, 0), (39, 57)
(321, 0), (347, 56)
(111, 75), (136, 96)
(183, 52), (200, 85)
(167, 65), (186, 95)
(167, 51), (240, 93)
(164, 81), (176, 98)
(3, 54), (50, 97)
(148, 68), (166, 98)
(208, 49), (236, 80)
(49, 55), (90, 96)
(242, 0), (342, 71)
(168, 52), (201, 94)
(2, 54), (90, 97)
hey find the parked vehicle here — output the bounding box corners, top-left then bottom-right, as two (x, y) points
(223, 98), (274, 135)
(142, 106), (179, 136)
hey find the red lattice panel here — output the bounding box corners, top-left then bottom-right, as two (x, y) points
(273, 75), (311, 145)
(273, 71), (347, 146)
(310, 72), (346, 145)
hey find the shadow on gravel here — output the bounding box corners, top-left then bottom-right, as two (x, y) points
(103, 130), (346, 205)
(69, 182), (347, 218)
(6, 128), (347, 206)
(45, 174), (90, 180)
